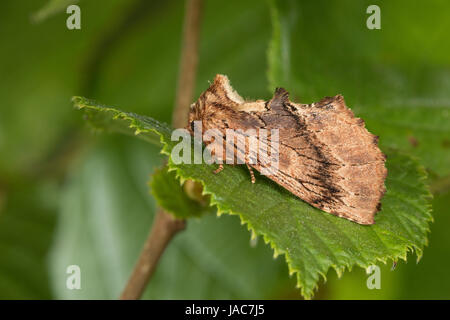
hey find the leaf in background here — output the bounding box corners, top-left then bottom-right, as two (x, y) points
(49, 137), (162, 299)
(0, 182), (56, 299)
(74, 98), (433, 299)
(0, 0), (156, 300)
(0, 0), (130, 176)
(395, 190), (450, 299)
(93, 0), (272, 122)
(268, 0), (450, 178)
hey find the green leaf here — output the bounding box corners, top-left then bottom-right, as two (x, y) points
(149, 166), (212, 219)
(268, 0), (450, 178)
(73, 96), (170, 147)
(74, 98), (433, 299)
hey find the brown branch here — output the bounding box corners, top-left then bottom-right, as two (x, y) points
(120, 209), (186, 299)
(172, 0), (203, 128)
(120, 0), (203, 300)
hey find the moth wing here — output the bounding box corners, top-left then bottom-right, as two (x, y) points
(243, 93), (386, 224)
(290, 95), (387, 224)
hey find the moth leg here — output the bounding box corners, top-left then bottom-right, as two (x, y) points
(246, 164), (256, 184)
(213, 164), (224, 174)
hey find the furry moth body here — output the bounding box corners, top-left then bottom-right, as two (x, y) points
(187, 75), (387, 225)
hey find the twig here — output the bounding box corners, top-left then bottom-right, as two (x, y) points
(172, 0), (203, 128)
(120, 0), (203, 300)
(120, 209), (186, 299)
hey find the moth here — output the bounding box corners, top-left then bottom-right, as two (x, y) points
(187, 74), (387, 225)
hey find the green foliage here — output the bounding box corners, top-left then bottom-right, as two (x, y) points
(324, 190), (449, 299)
(49, 136), (293, 299)
(0, 182), (56, 299)
(268, 0), (450, 177)
(74, 96), (432, 299)
(31, 0), (79, 23)
(52, 0), (282, 300)
(1, 0), (449, 300)
(72, 96), (172, 148)
(150, 166), (212, 219)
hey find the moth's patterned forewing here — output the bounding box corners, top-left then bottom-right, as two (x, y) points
(188, 75), (387, 225)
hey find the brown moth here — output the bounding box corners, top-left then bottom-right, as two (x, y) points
(187, 74), (387, 225)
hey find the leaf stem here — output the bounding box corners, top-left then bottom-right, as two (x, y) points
(119, 0), (203, 300)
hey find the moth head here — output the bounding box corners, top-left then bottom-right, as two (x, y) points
(187, 74), (244, 134)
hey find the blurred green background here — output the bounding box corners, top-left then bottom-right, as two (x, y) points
(0, 0), (449, 299)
